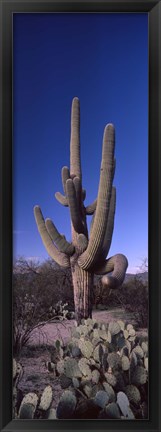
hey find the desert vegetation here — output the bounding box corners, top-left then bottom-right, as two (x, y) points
(13, 257), (148, 355)
(13, 98), (148, 419)
(13, 314), (148, 420)
(13, 256), (148, 419)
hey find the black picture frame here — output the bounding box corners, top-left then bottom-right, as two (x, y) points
(0, 1), (161, 431)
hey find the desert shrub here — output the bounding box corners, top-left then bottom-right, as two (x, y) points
(94, 274), (148, 328)
(116, 277), (148, 328)
(13, 258), (74, 355)
(13, 319), (148, 420)
(13, 296), (70, 355)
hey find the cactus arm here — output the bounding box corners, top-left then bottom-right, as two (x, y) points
(66, 179), (84, 234)
(78, 124), (115, 270)
(77, 233), (88, 253)
(70, 97), (82, 181)
(94, 254), (128, 288)
(54, 166), (70, 207)
(45, 218), (75, 255)
(62, 166), (70, 195)
(34, 206), (70, 268)
(100, 186), (116, 260)
(55, 192), (68, 207)
(73, 177), (82, 210)
(85, 199), (97, 215)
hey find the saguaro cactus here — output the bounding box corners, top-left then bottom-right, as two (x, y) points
(34, 97), (128, 323)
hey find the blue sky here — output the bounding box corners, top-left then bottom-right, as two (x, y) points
(13, 12), (148, 273)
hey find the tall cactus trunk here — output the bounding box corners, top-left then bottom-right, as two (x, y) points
(34, 98), (128, 325)
(70, 226), (93, 324)
(71, 264), (93, 324)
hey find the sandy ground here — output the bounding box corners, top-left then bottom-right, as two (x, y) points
(28, 308), (147, 345)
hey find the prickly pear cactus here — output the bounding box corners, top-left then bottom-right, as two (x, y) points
(39, 385), (53, 411)
(56, 390), (77, 419)
(18, 393), (38, 419)
(78, 339), (93, 359)
(48, 319), (148, 419)
(117, 391), (135, 419)
(13, 319), (148, 420)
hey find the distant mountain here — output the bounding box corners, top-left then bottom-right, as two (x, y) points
(125, 272), (148, 282)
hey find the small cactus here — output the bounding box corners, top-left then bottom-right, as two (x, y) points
(18, 393), (38, 419)
(94, 390), (110, 409)
(59, 374), (72, 389)
(102, 382), (116, 402)
(125, 385), (141, 406)
(107, 352), (121, 369)
(102, 402), (121, 419)
(104, 372), (117, 387)
(132, 345), (144, 358)
(19, 403), (36, 419)
(83, 384), (92, 398)
(121, 355), (130, 371)
(131, 366), (147, 385)
(72, 377), (80, 389)
(64, 358), (82, 378)
(93, 344), (105, 363)
(78, 339), (93, 359)
(56, 390), (77, 419)
(91, 369), (100, 384)
(39, 385), (52, 411)
(108, 321), (121, 336)
(78, 358), (92, 379)
(46, 408), (57, 419)
(117, 320), (125, 331)
(141, 341), (148, 355)
(56, 359), (65, 375)
(117, 391), (135, 419)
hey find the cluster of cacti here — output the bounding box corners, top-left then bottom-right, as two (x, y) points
(34, 97), (128, 323)
(13, 319), (148, 420)
(47, 300), (70, 321)
(49, 319), (148, 419)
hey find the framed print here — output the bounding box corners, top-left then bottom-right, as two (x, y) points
(0, 1), (161, 432)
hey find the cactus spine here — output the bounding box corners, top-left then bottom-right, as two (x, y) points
(34, 97), (128, 323)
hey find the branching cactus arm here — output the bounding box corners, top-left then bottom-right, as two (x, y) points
(54, 166), (70, 207)
(78, 124), (115, 270)
(94, 254), (128, 288)
(66, 179), (85, 234)
(62, 166), (70, 195)
(45, 218), (75, 256)
(99, 186), (116, 261)
(55, 192), (68, 207)
(34, 206), (70, 268)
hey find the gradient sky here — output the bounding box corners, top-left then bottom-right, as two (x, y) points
(13, 12), (148, 273)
